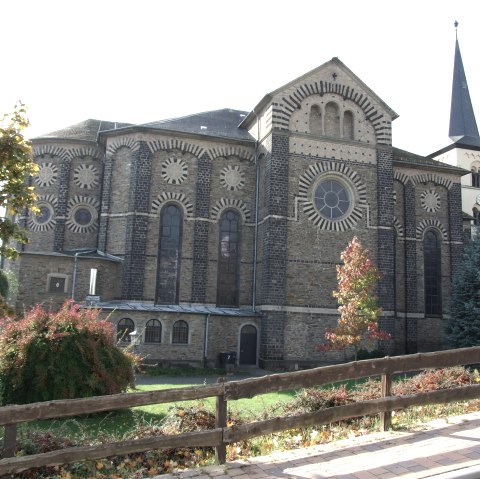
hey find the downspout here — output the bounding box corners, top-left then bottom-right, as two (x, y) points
(71, 250), (96, 301)
(252, 108), (260, 310)
(203, 313), (210, 368)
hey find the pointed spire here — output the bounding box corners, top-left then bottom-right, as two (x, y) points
(449, 22), (479, 144)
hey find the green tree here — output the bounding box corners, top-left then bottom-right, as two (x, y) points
(0, 301), (136, 405)
(445, 234), (480, 348)
(320, 236), (390, 360)
(0, 102), (38, 260)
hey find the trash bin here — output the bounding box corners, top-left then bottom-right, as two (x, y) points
(226, 352), (237, 365)
(218, 352), (237, 369)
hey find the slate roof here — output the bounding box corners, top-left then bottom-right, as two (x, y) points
(137, 109), (254, 141)
(35, 119), (133, 142)
(393, 147), (468, 174)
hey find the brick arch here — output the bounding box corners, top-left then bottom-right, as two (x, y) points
(416, 219), (448, 241)
(393, 171), (410, 185)
(275, 81), (391, 144)
(147, 139), (204, 158)
(211, 198), (251, 222)
(410, 173), (453, 190)
(151, 192), (194, 218)
(393, 217), (404, 238)
(67, 147), (103, 161)
(33, 145), (69, 162)
(106, 138), (140, 157)
(207, 146), (254, 162)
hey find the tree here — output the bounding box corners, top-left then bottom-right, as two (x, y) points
(0, 102), (38, 260)
(445, 234), (480, 348)
(0, 301), (136, 405)
(320, 236), (390, 360)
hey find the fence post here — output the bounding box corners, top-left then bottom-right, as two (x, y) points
(3, 424), (17, 458)
(215, 377), (227, 464)
(380, 365), (392, 431)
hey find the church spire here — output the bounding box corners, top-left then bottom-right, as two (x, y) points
(449, 22), (479, 144)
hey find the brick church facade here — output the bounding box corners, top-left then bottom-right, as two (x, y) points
(7, 56), (467, 369)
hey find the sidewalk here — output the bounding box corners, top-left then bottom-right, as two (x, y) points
(153, 411), (480, 479)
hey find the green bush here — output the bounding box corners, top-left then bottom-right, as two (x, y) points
(0, 301), (136, 405)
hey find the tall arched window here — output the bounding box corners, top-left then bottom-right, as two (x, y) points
(472, 166), (480, 187)
(172, 320), (189, 344)
(343, 110), (354, 140)
(309, 105), (322, 136)
(325, 102), (340, 137)
(424, 230), (442, 316)
(117, 318), (134, 342)
(145, 319), (162, 343)
(217, 210), (240, 307)
(156, 204), (182, 304)
(473, 208), (480, 226)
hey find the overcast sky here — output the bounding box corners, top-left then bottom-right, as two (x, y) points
(2, 0), (479, 156)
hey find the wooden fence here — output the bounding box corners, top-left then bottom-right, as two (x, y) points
(2, 347), (480, 475)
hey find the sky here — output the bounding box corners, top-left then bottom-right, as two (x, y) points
(2, 0), (480, 157)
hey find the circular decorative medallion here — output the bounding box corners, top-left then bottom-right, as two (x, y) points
(220, 165), (245, 191)
(34, 163), (58, 187)
(73, 164), (99, 189)
(66, 196), (99, 233)
(29, 196), (57, 232)
(161, 157), (188, 184)
(421, 189), (440, 213)
(314, 179), (351, 219)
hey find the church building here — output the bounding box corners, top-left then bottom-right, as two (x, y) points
(7, 39), (473, 369)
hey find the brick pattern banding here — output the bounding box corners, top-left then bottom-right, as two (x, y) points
(448, 183), (464, 279)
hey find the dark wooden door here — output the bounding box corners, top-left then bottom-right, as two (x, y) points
(239, 325), (257, 365)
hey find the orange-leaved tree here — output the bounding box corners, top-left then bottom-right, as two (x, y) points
(320, 236), (390, 361)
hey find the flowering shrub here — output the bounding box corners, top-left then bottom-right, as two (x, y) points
(0, 300), (135, 405)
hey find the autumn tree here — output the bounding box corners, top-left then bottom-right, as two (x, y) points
(0, 102), (38, 260)
(321, 236), (389, 361)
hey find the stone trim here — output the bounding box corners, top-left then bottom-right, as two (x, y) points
(106, 138), (140, 156)
(410, 172), (453, 189)
(393, 171), (410, 185)
(207, 146), (254, 162)
(147, 139), (205, 158)
(67, 146), (103, 161)
(393, 217), (404, 237)
(33, 145), (69, 162)
(416, 219), (448, 241)
(211, 198), (251, 222)
(151, 192), (194, 218)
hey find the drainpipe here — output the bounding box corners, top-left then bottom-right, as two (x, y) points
(203, 313), (210, 368)
(252, 108), (260, 310)
(71, 250), (96, 300)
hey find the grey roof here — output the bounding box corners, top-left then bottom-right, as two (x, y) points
(449, 38), (479, 142)
(138, 109), (254, 141)
(85, 301), (260, 317)
(394, 147), (467, 175)
(35, 119), (133, 142)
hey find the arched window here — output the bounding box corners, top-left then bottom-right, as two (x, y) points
(309, 105), (322, 136)
(145, 319), (162, 343)
(473, 208), (480, 226)
(424, 230), (442, 316)
(343, 110), (354, 140)
(117, 318), (134, 342)
(217, 210), (240, 307)
(156, 204), (182, 304)
(325, 102), (340, 137)
(172, 320), (189, 344)
(472, 167), (480, 187)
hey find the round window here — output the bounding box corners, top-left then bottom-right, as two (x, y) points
(36, 205), (51, 224)
(74, 207), (93, 226)
(314, 179), (351, 220)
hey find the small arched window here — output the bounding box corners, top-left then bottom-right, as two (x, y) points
(156, 204), (183, 304)
(473, 208), (480, 226)
(424, 230), (442, 316)
(117, 318), (135, 342)
(145, 319), (162, 343)
(343, 110), (354, 140)
(472, 167), (480, 187)
(325, 102), (340, 137)
(172, 320), (189, 344)
(217, 210), (240, 307)
(309, 105), (322, 136)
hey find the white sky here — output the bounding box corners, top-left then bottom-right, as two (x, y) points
(2, 0), (479, 156)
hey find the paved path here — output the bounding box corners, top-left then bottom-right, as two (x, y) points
(153, 412), (480, 479)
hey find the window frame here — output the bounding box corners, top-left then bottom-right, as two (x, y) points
(172, 320), (189, 345)
(117, 318), (135, 343)
(145, 319), (162, 344)
(423, 229), (442, 316)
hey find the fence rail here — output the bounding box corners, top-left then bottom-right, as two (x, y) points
(1, 347), (480, 475)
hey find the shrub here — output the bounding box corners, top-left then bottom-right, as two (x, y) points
(0, 300), (136, 405)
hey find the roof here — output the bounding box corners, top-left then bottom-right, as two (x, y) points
(136, 108), (254, 141)
(449, 38), (479, 142)
(393, 147), (468, 175)
(84, 301), (261, 317)
(34, 119), (133, 142)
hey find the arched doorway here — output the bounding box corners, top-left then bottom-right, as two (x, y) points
(239, 324), (257, 365)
